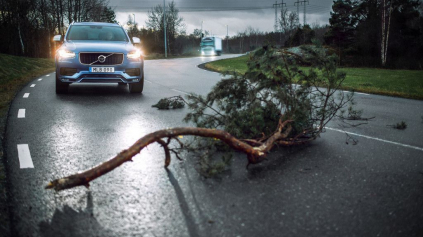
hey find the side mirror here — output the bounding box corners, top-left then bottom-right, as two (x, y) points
(132, 37), (141, 44)
(53, 35), (62, 42)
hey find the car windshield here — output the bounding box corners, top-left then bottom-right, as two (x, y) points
(66, 25), (128, 42)
(201, 40), (214, 46)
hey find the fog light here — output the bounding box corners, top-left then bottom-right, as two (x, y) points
(125, 68), (140, 76)
(60, 67), (77, 76)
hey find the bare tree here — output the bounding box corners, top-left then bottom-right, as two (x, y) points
(280, 9), (298, 46)
(145, 1), (185, 55)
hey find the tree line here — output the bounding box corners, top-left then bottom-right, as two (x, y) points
(1, 0), (421, 69)
(0, 0), (116, 58)
(125, 1), (329, 56)
(324, 0), (423, 69)
(133, 0), (421, 69)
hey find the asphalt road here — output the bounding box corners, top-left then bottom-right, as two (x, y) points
(4, 55), (423, 237)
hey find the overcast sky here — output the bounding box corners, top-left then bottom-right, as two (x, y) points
(109, 0), (334, 37)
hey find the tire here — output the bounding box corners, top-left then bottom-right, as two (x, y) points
(129, 76), (144, 93)
(55, 75), (69, 94)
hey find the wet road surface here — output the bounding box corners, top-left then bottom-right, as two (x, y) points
(5, 55), (423, 236)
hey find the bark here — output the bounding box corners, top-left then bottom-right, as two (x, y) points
(381, 0), (393, 67)
(381, 0), (386, 66)
(46, 126), (296, 191)
(384, 3), (393, 65)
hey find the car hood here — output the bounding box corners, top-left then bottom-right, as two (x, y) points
(63, 41), (135, 53)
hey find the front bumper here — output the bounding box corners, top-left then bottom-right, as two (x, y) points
(56, 57), (143, 84)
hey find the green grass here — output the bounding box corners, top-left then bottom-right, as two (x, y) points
(205, 55), (249, 74)
(205, 55), (423, 100)
(0, 53), (55, 114)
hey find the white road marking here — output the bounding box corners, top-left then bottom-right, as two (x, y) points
(38, 78), (42, 81)
(326, 127), (423, 152)
(23, 93), (29, 98)
(342, 90), (369, 96)
(17, 144), (34, 169)
(171, 89), (189, 95)
(30, 84), (36, 87)
(46, 74), (50, 76)
(17, 109), (25, 118)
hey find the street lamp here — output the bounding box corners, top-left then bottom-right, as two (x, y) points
(164, 0), (167, 58)
(201, 20), (203, 37)
(133, 14), (135, 28)
(226, 25), (229, 53)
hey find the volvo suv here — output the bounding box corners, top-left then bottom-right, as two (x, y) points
(53, 22), (144, 93)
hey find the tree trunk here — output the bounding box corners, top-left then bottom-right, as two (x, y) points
(381, 0), (393, 67)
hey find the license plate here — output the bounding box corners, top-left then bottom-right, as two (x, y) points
(89, 67), (114, 73)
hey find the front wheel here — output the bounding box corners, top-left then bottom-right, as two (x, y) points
(56, 75), (69, 94)
(129, 77), (144, 93)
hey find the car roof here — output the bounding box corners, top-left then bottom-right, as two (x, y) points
(72, 22), (120, 27)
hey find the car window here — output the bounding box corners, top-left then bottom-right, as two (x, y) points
(67, 25), (128, 42)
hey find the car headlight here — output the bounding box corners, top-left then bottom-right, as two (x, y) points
(58, 49), (75, 58)
(128, 49), (142, 59)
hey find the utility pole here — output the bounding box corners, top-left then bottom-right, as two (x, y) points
(163, 0), (167, 58)
(280, 0), (286, 18)
(273, 1), (286, 32)
(300, 0), (309, 26)
(279, 0), (286, 43)
(133, 14), (136, 31)
(294, 0), (300, 26)
(201, 20), (203, 37)
(273, 1), (279, 32)
(226, 25), (229, 53)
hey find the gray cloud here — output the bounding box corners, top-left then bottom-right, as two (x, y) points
(111, 0), (334, 36)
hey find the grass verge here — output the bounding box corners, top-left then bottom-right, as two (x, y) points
(0, 53), (55, 114)
(205, 55), (423, 100)
(0, 53), (55, 236)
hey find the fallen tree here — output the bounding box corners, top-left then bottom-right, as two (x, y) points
(46, 43), (357, 191)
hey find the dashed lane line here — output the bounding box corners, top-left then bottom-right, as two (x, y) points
(23, 93), (29, 98)
(326, 127), (423, 152)
(46, 74), (50, 76)
(37, 78), (42, 81)
(17, 144), (34, 169)
(30, 84), (36, 88)
(17, 109), (25, 118)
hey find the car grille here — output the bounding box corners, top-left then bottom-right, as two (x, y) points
(79, 53), (124, 65)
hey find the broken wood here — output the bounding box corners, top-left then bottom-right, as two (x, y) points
(46, 124), (294, 191)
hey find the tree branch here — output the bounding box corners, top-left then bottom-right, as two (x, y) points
(45, 127), (270, 191)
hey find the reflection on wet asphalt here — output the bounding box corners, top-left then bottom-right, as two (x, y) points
(5, 55), (423, 236)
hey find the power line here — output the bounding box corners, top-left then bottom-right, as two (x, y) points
(293, 0), (309, 26)
(273, 1), (286, 32)
(112, 6), (275, 12)
(302, 0), (310, 25)
(112, 3), (331, 14)
(294, 0), (300, 25)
